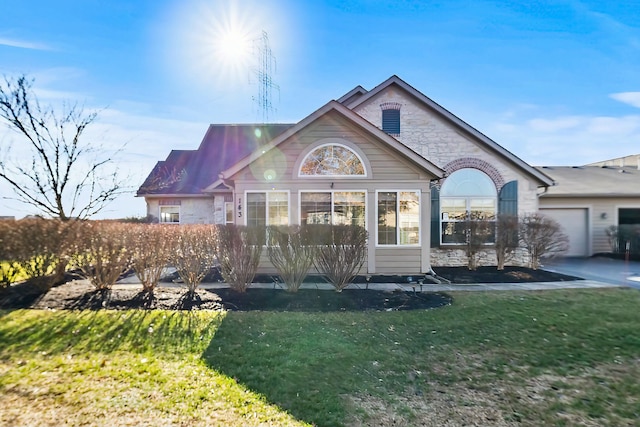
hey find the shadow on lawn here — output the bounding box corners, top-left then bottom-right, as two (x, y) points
(202, 312), (356, 427)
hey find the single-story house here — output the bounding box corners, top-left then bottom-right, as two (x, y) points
(137, 75), (557, 273)
(538, 155), (640, 256)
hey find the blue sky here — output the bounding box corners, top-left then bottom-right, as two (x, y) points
(1, 0), (639, 218)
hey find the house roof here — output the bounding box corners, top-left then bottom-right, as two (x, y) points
(137, 124), (294, 196)
(537, 166), (640, 198)
(206, 100), (445, 191)
(345, 75), (555, 187)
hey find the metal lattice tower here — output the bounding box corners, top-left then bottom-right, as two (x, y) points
(252, 31), (279, 123)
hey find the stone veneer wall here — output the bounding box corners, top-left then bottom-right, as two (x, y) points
(352, 87), (540, 215)
(146, 197), (217, 224)
(430, 247), (530, 268)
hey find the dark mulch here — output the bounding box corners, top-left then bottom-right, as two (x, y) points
(0, 266), (579, 312)
(432, 265), (581, 284)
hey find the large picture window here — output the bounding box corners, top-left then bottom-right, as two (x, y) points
(440, 169), (497, 244)
(376, 191), (420, 246)
(246, 192), (289, 227)
(299, 144), (365, 176)
(300, 191), (366, 227)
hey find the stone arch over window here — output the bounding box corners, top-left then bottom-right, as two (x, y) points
(439, 168), (498, 245)
(441, 157), (505, 191)
(298, 142), (367, 177)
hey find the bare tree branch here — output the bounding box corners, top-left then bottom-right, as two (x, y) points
(0, 74), (127, 220)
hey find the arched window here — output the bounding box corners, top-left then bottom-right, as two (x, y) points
(440, 168), (497, 244)
(299, 144), (365, 177)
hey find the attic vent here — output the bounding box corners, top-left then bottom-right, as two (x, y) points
(380, 102), (402, 136)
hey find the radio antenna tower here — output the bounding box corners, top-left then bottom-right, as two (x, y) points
(252, 31), (279, 123)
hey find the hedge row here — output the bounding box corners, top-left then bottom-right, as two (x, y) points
(0, 219), (368, 293)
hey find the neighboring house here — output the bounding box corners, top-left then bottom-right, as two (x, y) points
(538, 158), (640, 256)
(138, 75), (554, 273)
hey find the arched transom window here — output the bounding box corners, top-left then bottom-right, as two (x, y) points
(440, 168), (497, 244)
(299, 144), (365, 176)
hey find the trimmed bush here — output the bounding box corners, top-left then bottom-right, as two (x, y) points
(311, 225), (368, 292)
(128, 224), (173, 294)
(216, 225), (264, 293)
(267, 225), (316, 293)
(168, 224), (217, 294)
(71, 221), (133, 290)
(9, 218), (71, 290)
(0, 220), (21, 289)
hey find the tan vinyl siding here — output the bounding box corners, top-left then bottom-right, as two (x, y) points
(232, 112), (427, 183)
(375, 248), (422, 274)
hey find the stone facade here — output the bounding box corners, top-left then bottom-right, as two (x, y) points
(146, 197), (217, 224)
(352, 87), (540, 215)
(430, 247), (530, 268)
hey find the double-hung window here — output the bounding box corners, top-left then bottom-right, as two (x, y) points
(246, 191), (289, 227)
(300, 191), (366, 227)
(376, 191), (420, 245)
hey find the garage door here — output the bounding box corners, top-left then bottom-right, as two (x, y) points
(540, 208), (589, 257)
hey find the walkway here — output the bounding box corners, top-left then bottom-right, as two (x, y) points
(544, 256), (640, 290)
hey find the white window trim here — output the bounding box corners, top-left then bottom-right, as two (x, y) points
(298, 190), (368, 229)
(298, 142), (368, 178)
(375, 190), (421, 247)
(224, 202), (235, 225)
(244, 190), (291, 227)
(159, 205), (181, 224)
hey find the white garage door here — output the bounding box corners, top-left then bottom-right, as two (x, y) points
(540, 208), (589, 257)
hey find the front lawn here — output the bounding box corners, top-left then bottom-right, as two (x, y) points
(1, 288), (639, 426)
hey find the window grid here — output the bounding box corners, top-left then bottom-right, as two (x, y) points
(376, 190), (421, 246)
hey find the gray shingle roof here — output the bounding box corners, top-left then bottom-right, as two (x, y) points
(137, 124), (294, 195)
(537, 166), (640, 198)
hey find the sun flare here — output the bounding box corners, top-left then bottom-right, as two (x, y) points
(215, 26), (252, 67)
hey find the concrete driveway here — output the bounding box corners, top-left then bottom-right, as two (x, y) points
(544, 256), (640, 290)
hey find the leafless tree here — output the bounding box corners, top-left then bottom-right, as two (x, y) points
(0, 75), (125, 220)
(495, 214), (519, 270)
(519, 213), (569, 269)
(463, 212), (494, 270)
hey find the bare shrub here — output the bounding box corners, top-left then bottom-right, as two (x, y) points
(310, 225), (368, 292)
(216, 225), (264, 293)
(128, 224), (173, 294)
(0, 220), (21, 288)
(605, 225), (619, 253)
(463, 213), (494, 270)
(8, 218), (71, 290)
(71, 221), (133, 290)
(495, 214), (519, 270)
(168, 224), (217, 294)
(267, 225), (316, 293)
(519, 213), (569, 269)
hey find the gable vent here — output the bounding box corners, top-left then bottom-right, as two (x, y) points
(380, 102), (402, 136)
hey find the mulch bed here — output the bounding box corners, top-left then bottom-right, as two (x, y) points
(432, 265), (581, 284)
(0, 266), (579, 312)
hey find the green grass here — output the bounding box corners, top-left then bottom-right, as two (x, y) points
(2, 289), (640, 426)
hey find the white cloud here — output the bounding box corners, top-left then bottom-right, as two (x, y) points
(0, 37), (51, 51)
(528, 116), (583, 132)
(488, 111), (640, 166)
(0, 105), (207, 219)
(610, 92), (640, 108)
